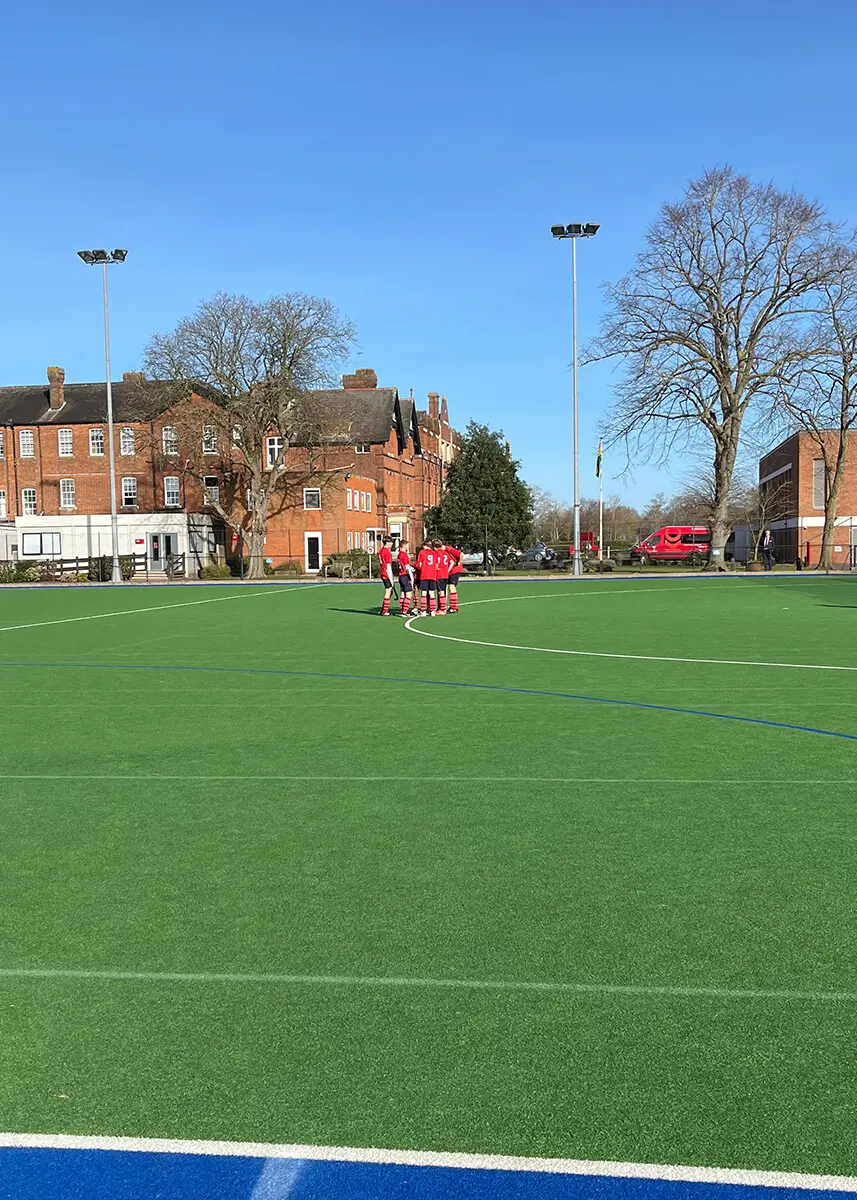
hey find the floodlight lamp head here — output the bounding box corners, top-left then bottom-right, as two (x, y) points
(111, 248), (128, 262)
(91, 249), (109, 262)
(77, 250), (96, 264)
(550, 224), (567, 238)
(581, 223), (600, 237)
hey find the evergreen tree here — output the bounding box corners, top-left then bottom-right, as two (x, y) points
(426, 422), (533, 551)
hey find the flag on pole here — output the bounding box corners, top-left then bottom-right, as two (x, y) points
(595, 441), (602, 478)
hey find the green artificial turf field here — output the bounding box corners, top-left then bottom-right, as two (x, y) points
(0, 575), (855, 1176)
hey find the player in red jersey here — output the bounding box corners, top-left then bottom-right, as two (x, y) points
(378, 537), (395, 615)
(445, 543), (463, 612)
(434, 540), (450, 614)
(396, 540), (415, 616)
(415, 541), (438, 615)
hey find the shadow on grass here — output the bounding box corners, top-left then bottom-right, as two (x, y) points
(329, 607), (389, 617)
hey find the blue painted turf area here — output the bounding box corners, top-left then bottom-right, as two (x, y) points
(0, 1148), (853, 1200)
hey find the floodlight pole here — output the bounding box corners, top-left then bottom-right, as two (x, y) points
(78, 249), (127, 584)
(571, 235), (581, 578)
(100, 263), (122, 585)
(551, 223), (599, 578)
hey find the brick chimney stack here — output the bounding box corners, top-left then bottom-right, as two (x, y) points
(440, 395), (449, 424)
(342, 367), (378, 390)
(122, 371), (146, 383)
(428, 392), (440, 421)
(47, 366), (65, 410)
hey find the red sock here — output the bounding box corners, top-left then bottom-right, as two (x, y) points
(402, 595), (411, 615)
(438, 592), (446, 612)
(421, 591), (428, 613)
(381, 596), (390, 615)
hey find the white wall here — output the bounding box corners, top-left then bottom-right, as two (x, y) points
(13, 513), (215, 577)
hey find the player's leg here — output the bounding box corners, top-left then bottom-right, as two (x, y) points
(400, 577), (412, 615)
(420, 582), (429, 614)
(381, 582), (393, 615)
(437, 578), (447, 613)
(449, 576), (459, 612)
(427, 579), (437, 615)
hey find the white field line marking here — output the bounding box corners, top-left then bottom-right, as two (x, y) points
(0, 1134), (855, 1194)
(405, 616), (857, 672)
(0, 585), (324, 634)
(0, 775), (851, 784)
(0, 965), (855, 1004)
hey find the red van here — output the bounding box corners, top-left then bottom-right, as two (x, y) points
(635, 526), (710, 565)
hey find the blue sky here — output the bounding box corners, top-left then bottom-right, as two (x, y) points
(2, 0), (856, 507)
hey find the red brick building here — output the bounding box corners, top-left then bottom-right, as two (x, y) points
(0, 365), (460, 573)
(758, 431), (857, 566)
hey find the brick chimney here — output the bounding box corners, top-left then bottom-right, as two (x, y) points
(440, 395), (449, 424)
(47, 366), (65, 410)
(122, 371), (146, 383)
(342, 367), (378, 390)
(428, 392), (439, 421)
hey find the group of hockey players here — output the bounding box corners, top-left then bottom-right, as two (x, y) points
(376, 538), (463, 617)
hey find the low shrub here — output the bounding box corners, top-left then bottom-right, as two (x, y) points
(274, 560), (301, 575)
(15, 565), (41, 583)
(0, 562), (17, 584)
(200, 562), (233, 580)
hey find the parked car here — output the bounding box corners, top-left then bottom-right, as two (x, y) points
(506, 540), (559, 569)
(461, 550), (497, 571)
(632, 525), (710, 566)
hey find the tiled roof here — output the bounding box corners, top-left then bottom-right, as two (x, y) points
(0, 382), (163, 426)
(0, 382), (404, 449)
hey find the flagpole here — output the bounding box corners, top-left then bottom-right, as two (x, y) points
(599, 463), (603, 560)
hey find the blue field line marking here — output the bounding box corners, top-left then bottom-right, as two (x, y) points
(1, 659), (856, 743)
(1, 1148), (855, 1200)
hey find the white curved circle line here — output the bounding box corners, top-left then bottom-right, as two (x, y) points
(403, 594), (857, 673)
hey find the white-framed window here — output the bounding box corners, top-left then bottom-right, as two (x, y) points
(366, 492), (372, 513)
(58, 429), (73, 457)
(21, 487), (37, 515)
(231, 424), (242, 446)
(0, 488), (6, 519)
(812, 459), (825, 510)
(355, 443), (370, 454)
(162, 426), (178, 456)
(347, 531), (353, 550)
(303, 487), (321, 510)
(361, 532), (367, 550)
(89, 428), (105, 456)
(204, 476), (220, 502)
(0, 430), (4, 458)
(59, 478), (76, 508)
(164, 476), (181, 507)
(22, 531), (61, 557)
(266, 436), (284, 467)
(202, 425), (218, 454)
(122, 476), (138, 506)
(346, 488), (352, 510)
(19, 430), (35, 458)
(120, 427), (136, 456)
(363, 491), (370, 512)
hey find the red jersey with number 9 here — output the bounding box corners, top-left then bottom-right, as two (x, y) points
(416, 548), (437, 580)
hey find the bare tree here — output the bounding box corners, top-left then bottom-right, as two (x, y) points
(774, 244), (857, 569)
(594, 167), (839, 568)
(142, 292), (356, 577)
(531, 488), (573, 543)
